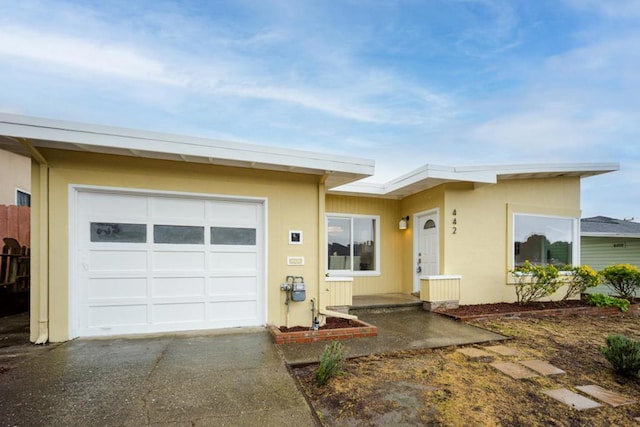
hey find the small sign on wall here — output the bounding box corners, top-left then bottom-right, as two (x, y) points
(287, 256), (305, 266)
(289, 230), (303, 245)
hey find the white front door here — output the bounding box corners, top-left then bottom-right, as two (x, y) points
(72, 190), (265, 337)
(414, 212), (439, 292)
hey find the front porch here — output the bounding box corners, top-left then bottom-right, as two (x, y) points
(351, 293), (422, 310)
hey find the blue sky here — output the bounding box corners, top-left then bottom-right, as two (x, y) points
(0, 0), (638, 219)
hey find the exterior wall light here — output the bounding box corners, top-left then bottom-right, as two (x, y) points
(399, 216), (410, 230)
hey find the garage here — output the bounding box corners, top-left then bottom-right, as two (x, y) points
(71, 189), (265, 337)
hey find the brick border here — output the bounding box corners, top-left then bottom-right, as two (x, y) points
(267, 319), (378, 344)
(439, 303), (640, 322)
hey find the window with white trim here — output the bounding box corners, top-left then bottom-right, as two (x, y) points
(16, 189), (30, 207)
(327, 214), (379, 274)
(513, 214), (578, 268)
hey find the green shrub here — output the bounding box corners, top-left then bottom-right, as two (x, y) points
(316, 341), (345, 386)
(585, 293), (630, 312)
(510, 261), (561, 305)
(601, 335), (640, 377)
(600, 264), (640, 300)
(562, 265), (600, 301)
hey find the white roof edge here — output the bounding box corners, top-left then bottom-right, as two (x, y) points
(0, 113), (375, 177)
(581, 232), (640, 238)
(329, 161), (619, 198)
(385, 164), (496, 190)
(330, 163), (498, 197)
(456, 162), (620, 176)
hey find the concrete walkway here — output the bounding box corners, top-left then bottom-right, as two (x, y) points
(0, 328), (316, 426)
(278, 307), (507, 365)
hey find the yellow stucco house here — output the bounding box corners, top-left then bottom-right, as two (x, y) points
(0, 113), (619, 343)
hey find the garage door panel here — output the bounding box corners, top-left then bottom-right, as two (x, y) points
(88, 304), (148, 327)
(210, 277), (257, 295)
(90, 250), (148, 271)
(151, 197), (206, 220)
(88, 278), (148, 299)
(210, 300), (257, 322)
(152, 251), (206, 271)
(86, 193), (148, 218)
(153, 302), (205, 324)
(210, 252), (257, 271)
(153, 277), (206, 297)
(208, 201), (258, 225)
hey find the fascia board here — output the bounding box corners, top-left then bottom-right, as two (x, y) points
(383, 164), (496, 193)
(329, 165), (497, 198)
(456, 163), (620, 177)
(329, 182), (388, 195)
(581, 232), (640, 238)
(0, 113), (374, 176)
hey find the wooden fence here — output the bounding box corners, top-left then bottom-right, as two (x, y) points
(0, 205), (30, 248)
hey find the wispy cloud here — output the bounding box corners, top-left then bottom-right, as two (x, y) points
(0, 0), (637, 218)
(0, 26), (182, 85)
(564, 0), (640, 18)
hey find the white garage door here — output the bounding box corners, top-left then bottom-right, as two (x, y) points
(73, 190), (265, 337)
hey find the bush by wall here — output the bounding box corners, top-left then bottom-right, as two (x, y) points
(600, 264), (640, 300)
(562, 265), (600, 301)
(510, 261), (561, 305)
(585, 293), (630, 312)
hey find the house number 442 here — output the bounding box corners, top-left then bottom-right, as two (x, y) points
(452, 209), (457, 234)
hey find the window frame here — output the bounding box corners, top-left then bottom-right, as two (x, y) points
(326, 213), (380, 276)
(512, 212), (579, 270)
(16, 188), (31, 207)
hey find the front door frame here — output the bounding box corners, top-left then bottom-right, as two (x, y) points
(412, 208), (440, 293)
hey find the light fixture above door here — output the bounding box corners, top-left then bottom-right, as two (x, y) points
(399, 216), (410, 230)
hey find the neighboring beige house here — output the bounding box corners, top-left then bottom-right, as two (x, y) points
(581, 216), (640, 271)
(0, 148), (30, 206)
(0, 113), (619, 343)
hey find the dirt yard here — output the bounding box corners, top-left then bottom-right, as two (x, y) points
(293, 315), (640, 426)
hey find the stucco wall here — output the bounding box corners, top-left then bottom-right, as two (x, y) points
(0, 149), (30, 205)
(33, 148), (322, 341)
(442, 177), (581, 304)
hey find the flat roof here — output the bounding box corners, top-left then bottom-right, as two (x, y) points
(0, 113), (619, 197)
(330, 162), (619, 199)
(0, 113), (375, 189)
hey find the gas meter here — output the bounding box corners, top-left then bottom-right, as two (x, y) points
(291, 282), (306, 302)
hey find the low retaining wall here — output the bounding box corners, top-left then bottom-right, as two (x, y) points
(440, 304), (640, 322)
(267, 319), (378, 345)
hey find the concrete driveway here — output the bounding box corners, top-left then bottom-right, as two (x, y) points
(0, 328), (316, 426)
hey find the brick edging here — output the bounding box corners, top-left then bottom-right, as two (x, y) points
(267, 319), (378, 344)
(439, 303), (640, 322)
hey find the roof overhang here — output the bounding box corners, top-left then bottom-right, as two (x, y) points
(0, 113), (375, 189)
(330, 162), (620, 199)
(581, 232), (640, 239)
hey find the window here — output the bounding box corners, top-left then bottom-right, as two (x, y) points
(154, 225), (204, 244)
(90, 223), (147, 243)
(327, 215), (379, 274)
(513, 214), (578, 268)
(211, 227), (256, 245)
(16, 190), (30, 207)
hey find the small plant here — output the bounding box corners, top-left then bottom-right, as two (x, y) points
(600, 264), (640, 300)
(562, 265), (600, 300)
(585, 293), (630, 312)
(510, 261), (562, 305)
(601, 334), (640, 377)
(316, 341), (345, 386)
